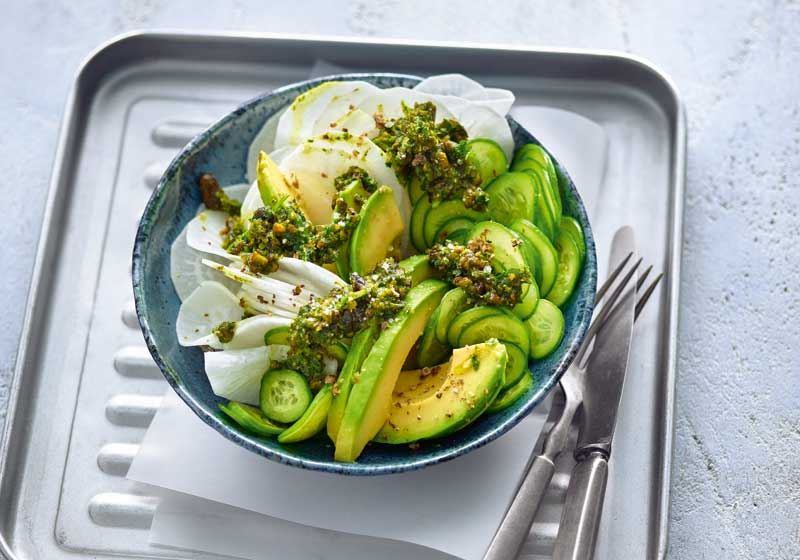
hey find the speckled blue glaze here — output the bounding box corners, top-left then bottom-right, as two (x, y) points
(132, 73), (597, 476)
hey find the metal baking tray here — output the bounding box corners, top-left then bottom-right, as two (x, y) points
(0, 30), (685, 560)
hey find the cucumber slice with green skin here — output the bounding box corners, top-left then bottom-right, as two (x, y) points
(259, 369), (313, 424)
(219, 401), (285, 437)
(447, 306), (505, 348)
(526, 299), (565, 358)
(466, 138), (508, 187)
(511, 218), (559, 296)
(278, 385), (333, 443)
(328, 342), (349, 364)
(435, 288), (470, 344)
(487, 372), (533, 413)
(511, 277), (539, 320)
(327, 325), (377, 442)
(409, 177), (425, 204)
(559, 216), (586, 263)
(350, 186), (404, 275)
(410, 197), (432, 252)
(536, 171), (562, 237)
(546, 229), (582, 307)
(511, 144), (561, 216)
(416, 306), (451, 368)
(457, 308), (530, 351)
(486, 172), (537, 226)
(423, 200), (487, 248)
(434, 217), (475, 245)
(263, 326), (290, 346)
(500, 342), (528, 387)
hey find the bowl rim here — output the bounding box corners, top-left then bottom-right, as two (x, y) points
(132, 72), (597, 475)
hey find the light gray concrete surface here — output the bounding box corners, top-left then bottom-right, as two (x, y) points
(1, 1), (798, 558)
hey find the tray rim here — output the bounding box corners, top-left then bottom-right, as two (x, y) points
(0, 29), (686, 560)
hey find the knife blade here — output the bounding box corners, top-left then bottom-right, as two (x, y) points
(553, 227), (637, 560)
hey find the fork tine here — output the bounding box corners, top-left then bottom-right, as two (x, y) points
(634, 272), (663, 320)
(594, 251), (633, 304)
(577, 257), (641, 363)
(636, 265), (653, 291)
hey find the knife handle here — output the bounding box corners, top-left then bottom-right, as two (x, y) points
(552, 452), (609, 560)
(483, 455), (556, 560)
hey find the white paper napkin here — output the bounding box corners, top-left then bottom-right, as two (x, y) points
(130, 102), (608, 559)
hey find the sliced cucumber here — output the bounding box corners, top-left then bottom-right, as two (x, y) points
(446, 306), (504, 348)
(416, 306), (451, 367)
(457, 308), (530, 351)
(535, 170), (562, 238)
(545, 229), (582, 307)
(410, 197), (431, 252)
(468, 221), (536, 275)
(486, 172), (537, 226)
(424, 199), (486, 248)
(560, 216), (586, 263)
(435, 288), (469, 344)
(466, 138), (508, 187)
(434, 217), (475, 245)
(500, 342), (528, 387)
(259, 369), (313, 424)
(350, 186), (404, 275)
(278, 385), (333, 443)
(526, 299), (565, 359)
(409, 177), (425, 204)
(510, 218), (559, 296)
(219, 401), (285, 437)
(264, 326), (290, 345)
(511, 277), (539, 320)
(487, 372), (533, 413)
(328, 342), (349, 364)
(511, 144), (561, 216)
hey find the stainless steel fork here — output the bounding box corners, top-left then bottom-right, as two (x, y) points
(483, 242), (663, 560)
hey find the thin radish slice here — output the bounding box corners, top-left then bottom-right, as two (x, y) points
(413, 74), (515, 116)
(277, 257), (346, 294)
(186, 210), (239, 260)
(456, 104), (515, 162)
(238, 287), (299, 319)
(274, 81), (378, 150)
(357, 87), (455, 125)
(176, 281), (242, 347)
(171, 227), (240, 301)
(223, 314), (292, 350)
(239, 180), (261, 226)
(247, 107), (285, 182)
(204, 346), (268, 405)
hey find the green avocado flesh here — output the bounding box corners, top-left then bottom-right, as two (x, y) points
(350, 186), (404, 275)
(279, 385), (333, 443)
(334, 279), (448, 462)
(398, 254), (438, 287)
(374, 340), (508, 444)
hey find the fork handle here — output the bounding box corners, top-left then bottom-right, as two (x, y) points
(552, 452), (609, 560)
(483, 455), (556, 560)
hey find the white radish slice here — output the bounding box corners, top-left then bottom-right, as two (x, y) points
(239, 180), (261, 226)
(238, 287), (299, 319)
(247, 107), (285, 182)
(456, 104), (515, 162)
(309, 82), (378, 136)
(202, 259), (314, 313)
(221, 183), (251, 202)
(176, 281), (242, 348)
(413, 74), (515, 116)
(269, 146), (294, 166)
(170, 226), (240, 301)
(356, 87), (456, 127)
(186, 210), (240, 260)
(276, 257), (346, 294)
(205, 346), (280, 405)
(324, 357), (338, 376)
(314, 107), (375, 138)
(279, 133), (410, 243)
(274, 81), (378, 150)
(223, 314), (292, 350)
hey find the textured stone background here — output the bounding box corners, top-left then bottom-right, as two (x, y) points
(1, 1), (799, 558)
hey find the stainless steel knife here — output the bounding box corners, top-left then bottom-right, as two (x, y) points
(552, 240), (638, 560)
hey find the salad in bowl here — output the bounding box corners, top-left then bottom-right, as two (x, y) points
(133, 74), (595, 473)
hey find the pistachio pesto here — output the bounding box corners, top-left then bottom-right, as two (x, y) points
(427, 233), (530, 307)
(212, 321), (236, 344)
(373, 101), (487, 209)
(285, 259), (411, 383)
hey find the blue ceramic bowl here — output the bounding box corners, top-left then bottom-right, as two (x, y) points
(133, 73), (597, 475)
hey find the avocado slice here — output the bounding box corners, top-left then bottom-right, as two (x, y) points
(332, 179), (371, 278)
(334, 279), (448, 462)
(327, 325), (378, 442)
(257, 151), (309, 217)
(398, 255), (438, 287)
(278, 385), (333, 443)
(349, 186), (404, 275)
(374, 340), (508, 444)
